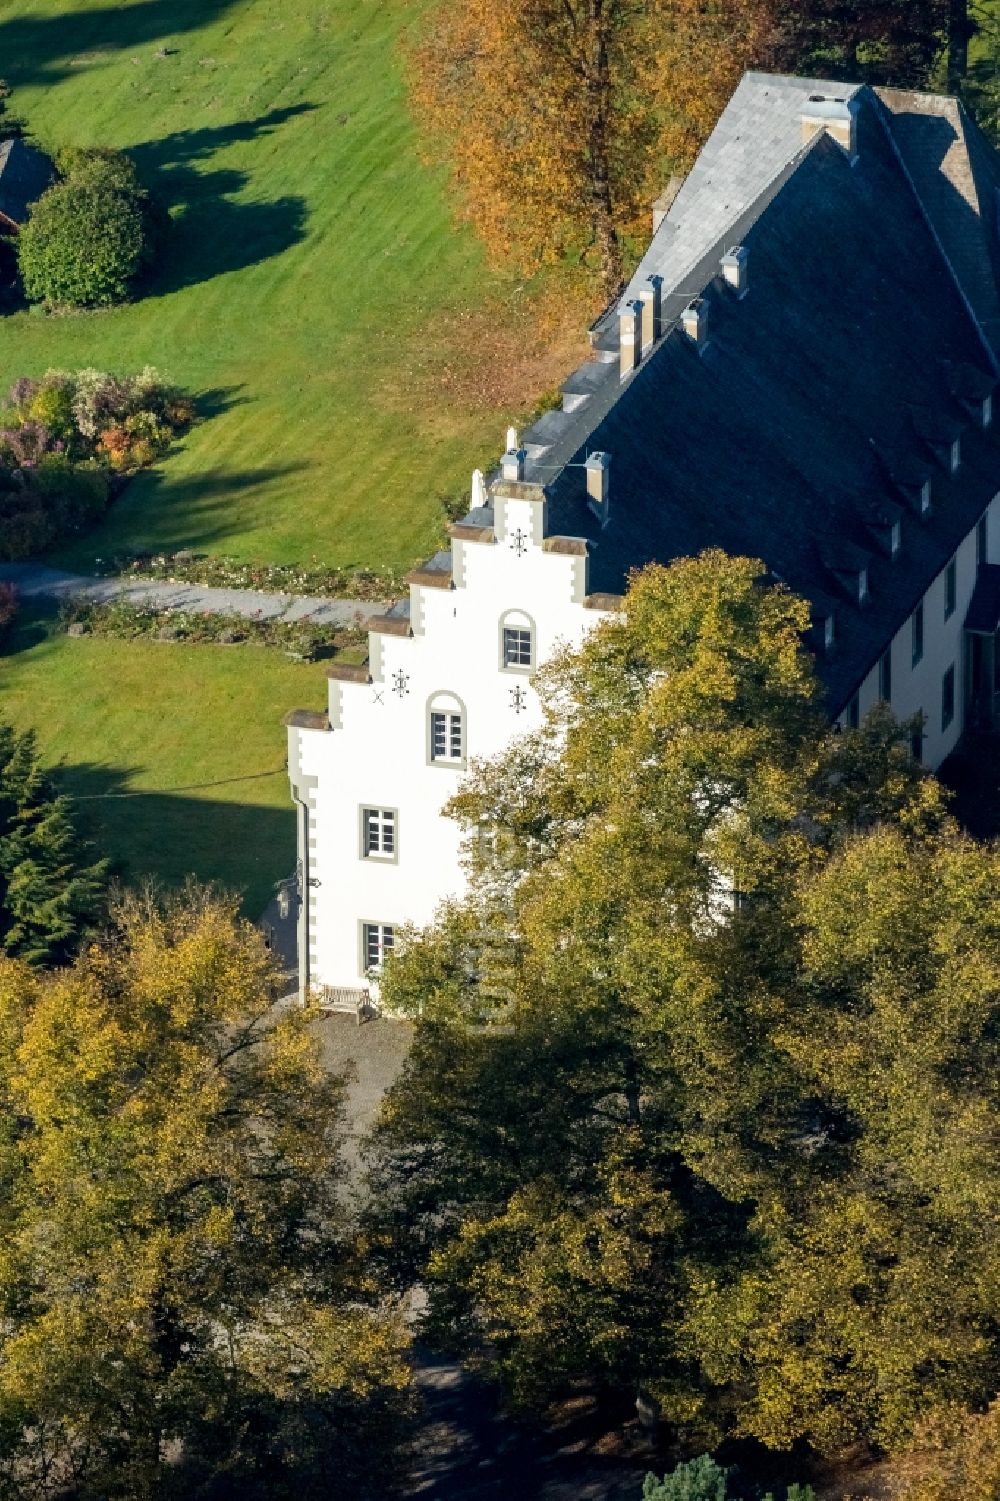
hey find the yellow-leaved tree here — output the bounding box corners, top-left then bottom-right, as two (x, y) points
(0, 888), (411, 1501)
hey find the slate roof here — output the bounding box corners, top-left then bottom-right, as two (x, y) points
(0, 138), (53, 226)
(484, 75), (1000, 716)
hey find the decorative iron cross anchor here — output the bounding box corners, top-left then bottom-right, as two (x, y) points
(509, 685), (528, 715)
(391, 669), (410, 699)
(509, 526), (529, 558)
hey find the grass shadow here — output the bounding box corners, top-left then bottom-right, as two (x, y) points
(131, 105), (316, 294)
(0, 0), (244, 90)
(49, 759), (295, 916)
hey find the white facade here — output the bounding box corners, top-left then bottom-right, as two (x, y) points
(286, 472), (614, 999)
(843, 493), (998, 764)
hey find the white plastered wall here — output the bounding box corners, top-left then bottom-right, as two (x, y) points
(289, 489), (605, 994)
(844, 493), (998, 765)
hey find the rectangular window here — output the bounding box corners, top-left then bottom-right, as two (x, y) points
(950, 438), (961, 473)
(910, 718), (923, 763)
(846, 692), (860, 730)
(879, 647), (892, 704)
(361, 921), (394, 972)
(945, 557), (957, 619)
(858, 568), (869, 606)
(503, 626), (532, 669)
(984, 394), (993, 429)
(942, 663), (956, 730)
(431, 710), (463, 763)
(361, 806), (396, 860)
(911, 602), (924, 667)
(890, 520), (901, 558)
(978, 513), (989, 566)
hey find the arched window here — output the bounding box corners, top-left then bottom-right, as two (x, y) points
(499, 608), (536, 672)
(427, 691), (466, 768)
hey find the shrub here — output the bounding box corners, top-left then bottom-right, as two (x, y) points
(641, 1463), (815, 1501)
(643, 1456), (730, 1501)
(17, 148), (157, 308)
(0, 368), (187, 558)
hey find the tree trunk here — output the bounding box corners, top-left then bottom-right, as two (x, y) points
(947, 0), (969, 92)
(586, 0), (623, 300)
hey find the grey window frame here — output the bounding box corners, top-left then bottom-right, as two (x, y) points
(359, 920), (395, 974)
(911, 601), (924, 668)
(426, 691), (467, 769)
(942, 663), (956, 730)
(498, 610), (537, 674)
(944, 556), (957, 620)
(359, 805), (398, 863)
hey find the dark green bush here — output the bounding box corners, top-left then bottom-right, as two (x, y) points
(17, 148), (158, 308)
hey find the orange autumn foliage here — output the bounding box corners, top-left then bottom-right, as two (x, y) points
(408, 0), (782, 296)
(408, 0), (948, 299)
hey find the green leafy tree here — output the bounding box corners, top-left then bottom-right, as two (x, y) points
(17, 148), (158, 309)
(368, 554), (940, 1438)
(688, 823), (1000, 1452)
(0, 720), (106, 965)
(0, 888), (412, 1500)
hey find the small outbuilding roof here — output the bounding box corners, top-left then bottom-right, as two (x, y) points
(0, 138), (54, 227)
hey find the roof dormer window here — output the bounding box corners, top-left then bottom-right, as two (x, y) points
(891, 520), (901, 558)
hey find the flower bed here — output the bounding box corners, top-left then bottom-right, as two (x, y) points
(60, 597), (368, 661)
(101, 551), (406, 602)
(0, 368), (194, 561)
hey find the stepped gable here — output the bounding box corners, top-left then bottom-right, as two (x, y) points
(532, 83), (1000, 716)
(877, 87), (1000, 361)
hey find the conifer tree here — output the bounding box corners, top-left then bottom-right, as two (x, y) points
(0, 720), (106, 965)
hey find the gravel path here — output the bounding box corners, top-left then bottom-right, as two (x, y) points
(0, 561), (388, 628)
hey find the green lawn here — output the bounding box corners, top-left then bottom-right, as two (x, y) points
(0, 0), (534, 571)
(0, 609), (329, 914)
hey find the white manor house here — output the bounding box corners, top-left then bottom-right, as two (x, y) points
(286, 71), (1000, 1004)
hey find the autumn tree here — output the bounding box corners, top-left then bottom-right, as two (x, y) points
(367, 554), (944, 1437)
(408, 1), (949, 298)
(0, 888), (412, 1500)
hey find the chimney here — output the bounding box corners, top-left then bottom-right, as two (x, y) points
(721, 245), (748, 298)
(619, 300), (642, 381)
(500, 435), (526, 482)
(651, 174), (684, 233)
(681, 300), (708, 349)
(800, 94), (858, 161)
(586, 450), (611, 529)
(638, 275), (663, 351)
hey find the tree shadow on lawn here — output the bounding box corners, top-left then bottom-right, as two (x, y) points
(0, 0), (243, 91)
(67, 459), (310, 564)
(132, 105), (315, 295)
(53, 760), (295, 918)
